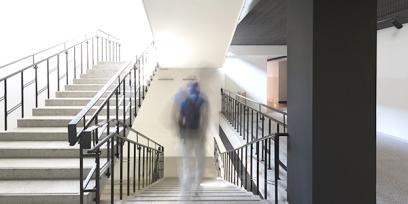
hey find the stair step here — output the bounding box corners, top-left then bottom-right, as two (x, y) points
(0, 128), (67, 141)
(73, 78), (111, 84)
(0, 180), (93, 204)
(45, 98), (130, 106)
(0, 158), (98, 179)
(17, 116), (130, 127)
(86, 69), (121, 75)
(0, 127), (123, 141)
(56, 91), (133, 98)
(80, 73), (115, 79)
(128, 196), (259, 201)
(0, 141), (107, 158)
(65, 84), (114, 91)
(33, 106), (125, 116)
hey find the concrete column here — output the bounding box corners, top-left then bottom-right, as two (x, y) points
(287, 0), (376, 204)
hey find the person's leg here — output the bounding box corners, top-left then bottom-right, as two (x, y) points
(180, 136), (193, 196)
(193, 135), (205, 189)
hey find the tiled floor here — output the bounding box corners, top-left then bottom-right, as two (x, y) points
(377, 132), (408, 204)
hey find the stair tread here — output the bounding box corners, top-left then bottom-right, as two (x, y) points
(0, 127), (67, 133)
(0, 179), (86, 194)
(0, 158), (97, 168)
(34, 106), (123, 109)
(0, 141), (76, 149)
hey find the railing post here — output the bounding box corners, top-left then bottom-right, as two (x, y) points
(256, 141), (259, 195)
(65, 51), (69, 85)
(264, 138), (268, 199)
(86, 40), (89, 71)
(96, 36), (99, 63)
(274, 135), (280, 204)
(95, 150), (101, 204)
(20, 72), (24, 118)
(57, 54), (60, 91)
(80, 43), (83, 75)
(46, 59), (50, 98)
(92, 37), (95, 66)
(133, 143), (136, 193)
(3, 79), (7, 130)
(34, 65), (38, 107)
(133, 64), (137, 116)
(74, 46), (77, 79)
(138, 145), (141, 190)
(79, 141), (84, 204)
(110, 136), (115, 204)
(127, 142), (130, 196)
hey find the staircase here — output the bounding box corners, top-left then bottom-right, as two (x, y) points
(0, 62), (124, 204)
(120, 177), (264, 204)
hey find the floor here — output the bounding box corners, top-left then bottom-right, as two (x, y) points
(377, 132), (408, 204)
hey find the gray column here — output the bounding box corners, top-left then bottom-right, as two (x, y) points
(287, 0), (376, 204)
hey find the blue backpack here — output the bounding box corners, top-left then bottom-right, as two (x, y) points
(179, 94), (204, 129)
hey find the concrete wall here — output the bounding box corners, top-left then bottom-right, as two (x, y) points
(131, 68), (223, 177)
(377, 23), (408, 141)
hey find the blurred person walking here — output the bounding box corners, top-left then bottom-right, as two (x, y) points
(173, 80), (209, 197)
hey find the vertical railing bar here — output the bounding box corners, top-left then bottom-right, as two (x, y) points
(74, 46), (77, 79)
(65, 51), (69, 85)
(34, 65), (38, 107)
(127, 142), (130, 196)
(86, 40), (89, 71)
(46, 59), (50, 98)
(133, 143), (136, 193)
(57, 55), (60, 91)
(95, 150), (100, 204)
(20, 72), (24, 118)
(4, 79), (7, 130)
(110, 134), (115, 204)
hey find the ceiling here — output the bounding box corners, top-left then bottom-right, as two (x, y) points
(231, 0), (408, 45)
(143, 0), (244, 68)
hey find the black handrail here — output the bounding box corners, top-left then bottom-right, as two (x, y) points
(214, 133), (288, 203)
(0, 30), (121, 131)
(221, 88), (287, 115)
(219, 88), (289, 203)
(67, 42), (161, 204)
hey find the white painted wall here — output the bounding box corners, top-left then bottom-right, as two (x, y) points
(132, 68), (222, 177)
(143, 0), (244, 68)
(0, 0), (152, 66)
(221, 45), (287, 104)
(0, 0), (152, 130)
(377, 24), (408, 141)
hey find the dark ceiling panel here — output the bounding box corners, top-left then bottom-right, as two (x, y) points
(231, 0), (286, 45)
(232, 0), (408, 45)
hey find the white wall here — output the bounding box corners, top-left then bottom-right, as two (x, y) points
(143, 0), (244, 68)
(0, 0), (152, 66)
(131, 68), (222, 177)
(377, 23), (408, 141)
(221, 45), (287, 104)
(0, 0), (153, 130)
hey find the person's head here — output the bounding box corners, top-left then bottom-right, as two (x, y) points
(187, 80), (200, 96)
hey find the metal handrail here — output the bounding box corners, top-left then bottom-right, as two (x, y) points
(97, 29), (120, 41)
(0, 29), (117, 70)
(69, 42), (160, 204)
(67, 42), (154, 145)
(220, 133), (288, 154)
(214, 132), (288, 203)
(1, 30), (121, 131)
(221, 88), (287, 115)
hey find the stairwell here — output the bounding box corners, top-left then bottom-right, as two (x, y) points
(110, 177), (265, 204)
(0, 62), (125, 204)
